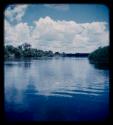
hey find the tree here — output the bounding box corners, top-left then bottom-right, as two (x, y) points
(14, 48), (23, 57)
(54, 52), (60, 56)
(4, 43), (55, 58)
(88, 46), (109, 68)
(4, 45), (16, 58)
(20, 43), (31, 51)
(19, 43), (32, 57)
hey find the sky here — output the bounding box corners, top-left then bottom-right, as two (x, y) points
(4, 4), (109, 53)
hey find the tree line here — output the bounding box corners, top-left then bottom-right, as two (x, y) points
(4, 43), (109, 69)
(4, 43), (89, 58)
(88, 46), (109, 69)
(4, 43), (54, 58)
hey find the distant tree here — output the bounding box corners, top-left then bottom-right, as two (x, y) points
(36, 50), (44, 57)
(30, 48), (38, 57)
(44, 51), (54, 57)
(61, 52), (66, 57)
(88, 46), (109, 68)
(20, 43), (31, 51)
(19, 43), (32, 57)
(4, 45), (16, 58)
(46, 51), (54, 57)
(5, 45), (15, 54)
(4, 43), (55, 58)
(14, 48), (23, 57)
(54, 52), (60, 55)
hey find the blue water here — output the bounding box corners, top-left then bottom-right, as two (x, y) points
(4, 58), (109, 121)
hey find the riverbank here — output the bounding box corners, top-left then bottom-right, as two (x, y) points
(4, 43), (89, 59)
(88, 46), (109, 69)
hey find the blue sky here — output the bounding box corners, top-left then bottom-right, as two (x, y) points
(23, 4), (109, 23)
(5, 4), (109, 53)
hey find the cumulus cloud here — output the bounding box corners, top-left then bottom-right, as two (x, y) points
(44, 4), (69, 11)
(4, 16), (109, 53)
(5, 4), (28, 22)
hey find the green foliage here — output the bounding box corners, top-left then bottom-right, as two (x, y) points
(4, 45), (15, 58)
(4, 43), (54, 58)
(44, 51), (54, 57)
(14, 48), (22, 57)
(88, 46), (109, 68)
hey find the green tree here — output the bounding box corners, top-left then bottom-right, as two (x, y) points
(88, 46), (109, 68)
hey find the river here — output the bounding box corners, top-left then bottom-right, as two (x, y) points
(4, 57), (109, 121)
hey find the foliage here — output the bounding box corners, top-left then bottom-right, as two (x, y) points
(5, 43), (107, 61)
(4, 43), (54, 58)
(88, 46), (109, 68)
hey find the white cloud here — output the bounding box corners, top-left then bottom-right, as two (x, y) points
(5, 16), (109, 53)
(44, 4), (69, 11)
(5, 20), (32, 46)
(5, 4), (28, 22)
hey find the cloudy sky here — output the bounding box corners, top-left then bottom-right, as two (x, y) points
(4, 4), (109, 53)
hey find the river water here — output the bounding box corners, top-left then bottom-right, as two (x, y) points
(4, 58), (109, 121)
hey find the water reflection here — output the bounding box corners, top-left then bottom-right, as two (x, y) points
(5, 58), (109, 121)
(24, 77), (38, 94)
(5, 58), (109, 97)
(23, 61), (31, 68)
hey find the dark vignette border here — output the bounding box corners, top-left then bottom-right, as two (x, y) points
(0, 0), (112, 124)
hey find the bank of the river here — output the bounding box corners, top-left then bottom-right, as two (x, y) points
(88, 46), (109, 69)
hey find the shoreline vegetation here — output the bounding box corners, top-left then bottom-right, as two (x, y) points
(88, 46), (109, 69)
(4, 43), (89, 59)
(4, 43), (109, 69)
